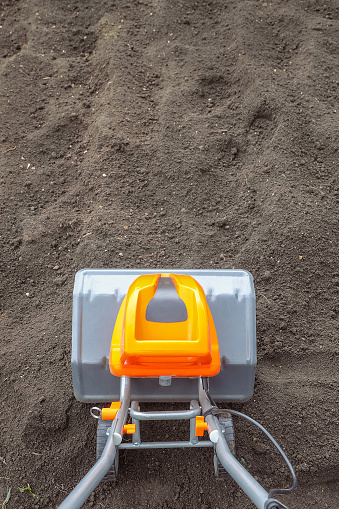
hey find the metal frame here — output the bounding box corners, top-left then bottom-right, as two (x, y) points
(58, 378), (288, 509)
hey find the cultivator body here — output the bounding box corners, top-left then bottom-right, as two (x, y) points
(59, 269), (295, 509)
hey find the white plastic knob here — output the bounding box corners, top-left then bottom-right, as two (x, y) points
(209, 429), (219, 443)
(113, 433), (122, 445)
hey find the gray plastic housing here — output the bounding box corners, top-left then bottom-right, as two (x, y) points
(72, 269), (256, 403)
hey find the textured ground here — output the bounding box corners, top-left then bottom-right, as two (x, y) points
(0, 0), (338, 508)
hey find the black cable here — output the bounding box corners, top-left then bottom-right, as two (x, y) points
(201, 376), (217, 407)
(227, 409), (296, 498)
(203, 405), (297, 498)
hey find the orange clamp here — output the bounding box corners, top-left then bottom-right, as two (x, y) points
(195, 416), (208, 437)
(123, 424), (136, 435)
(102, 401), (122, 420)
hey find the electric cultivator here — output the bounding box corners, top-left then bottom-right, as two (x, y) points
(59, 269), (297, 509)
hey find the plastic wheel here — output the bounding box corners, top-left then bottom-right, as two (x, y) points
(214, 413), (236, 478)
(96, 419), (119, 482)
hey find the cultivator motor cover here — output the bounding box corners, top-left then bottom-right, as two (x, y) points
(72, 269), (256, 403)
(59, 269), (296, 509)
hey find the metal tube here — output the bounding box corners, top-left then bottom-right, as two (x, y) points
(58, 433), (117, 509)
(190, 400), (200, 412)
(199, 379), (269, 509)
(130, 406), (201, 421)
(131, 401), (141, 445)
(198, 380), (219, 443)
(113, 377), (132, 444)
(118, 441), (213, 449)
(190, 400), (200, 444)
(215, 419), (268, 509)
(58, 378), (131, 509)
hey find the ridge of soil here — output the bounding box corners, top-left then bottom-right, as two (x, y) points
(1, 1), (338, 508)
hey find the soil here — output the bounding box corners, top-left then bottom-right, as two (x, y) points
(0, 0), (338, 508)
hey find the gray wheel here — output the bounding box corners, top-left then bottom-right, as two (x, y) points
(214, 413), (236, 478)
(96, 419), (118, 482)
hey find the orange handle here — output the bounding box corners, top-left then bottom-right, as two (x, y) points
(195, 416), (208, 436)
(123, 424), (136, 434)
(101, 401), (122, 420)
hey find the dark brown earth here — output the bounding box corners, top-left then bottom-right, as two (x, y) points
(1, 0), (338, 508)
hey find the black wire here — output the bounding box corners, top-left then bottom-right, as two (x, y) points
(204, 405), (297, 498)
(201, 377), (217, 407)
(201, 381), (297, 499)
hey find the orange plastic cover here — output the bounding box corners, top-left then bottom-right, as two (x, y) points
(195, 416), (208, 436)
(102, 401), (122, 420)
(109, 273), (220, 377)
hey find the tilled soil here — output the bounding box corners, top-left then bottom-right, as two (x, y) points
(0, 0), (338, 508)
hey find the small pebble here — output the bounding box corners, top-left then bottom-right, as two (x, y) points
(55, 276), (67, 286)
(262, 270), (271, 280)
